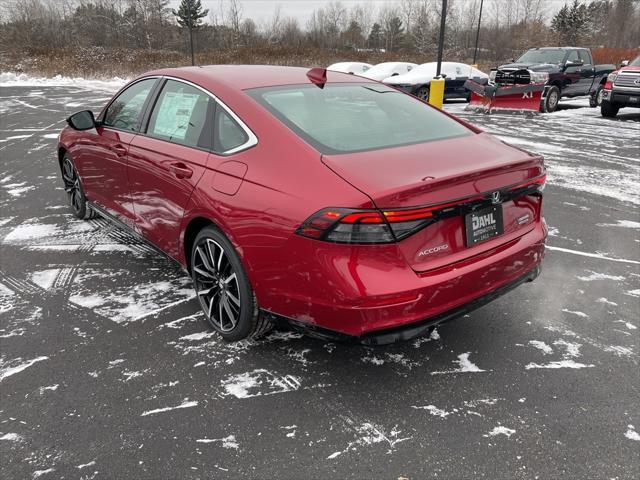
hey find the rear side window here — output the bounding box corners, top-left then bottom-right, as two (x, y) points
(147, 79), (214, 150)
(214, 108), (248, 153)
(247, 83), (471, 154)
(103, 78), (156, 131)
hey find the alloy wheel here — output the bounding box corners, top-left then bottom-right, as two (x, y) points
(547, 91), (558, 110)
(193, 238), (241, 332)
(62, 157), (82, 214)
(596, 88), (604, 106)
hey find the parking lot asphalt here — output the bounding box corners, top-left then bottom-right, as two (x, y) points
(1, 83), (639, 479)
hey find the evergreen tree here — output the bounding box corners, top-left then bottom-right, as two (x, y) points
(552, 1), (589, 45)
(172, 0), (209, 65)
(367, 22), (384, 50)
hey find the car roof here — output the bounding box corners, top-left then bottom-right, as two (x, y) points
(142, 65), (374, 91)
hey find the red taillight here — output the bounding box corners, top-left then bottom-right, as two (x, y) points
(508, 174), (546, 192)
(296, 208), (394, 243)
(296, 207), (436, 244)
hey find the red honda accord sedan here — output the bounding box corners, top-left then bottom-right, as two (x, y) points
(58, 65), (547, 344)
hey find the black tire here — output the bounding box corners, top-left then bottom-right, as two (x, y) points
(600, 100), (619, 118)
(541, 86), (560, 113)
(61, 154), (96, 220)
(589, 84), (604, 108)
(190, 226), (272, 341)
(416, 86), (430, 102)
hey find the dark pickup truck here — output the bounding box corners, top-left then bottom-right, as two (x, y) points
(489, 47), (616, 113)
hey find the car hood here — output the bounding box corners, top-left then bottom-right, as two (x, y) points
(498, 62), (560, 72)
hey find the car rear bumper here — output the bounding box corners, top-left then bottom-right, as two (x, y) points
(260, 220), (546, 341)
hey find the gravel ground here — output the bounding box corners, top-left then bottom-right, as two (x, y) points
(1, 81), (639, 479)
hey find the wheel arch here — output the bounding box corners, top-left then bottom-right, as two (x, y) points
(57, 146), (67, 171)
(183, 216), (217, 273)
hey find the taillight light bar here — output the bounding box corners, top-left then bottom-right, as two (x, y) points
(297, 174), (546, 244)
(508, 173), (546, 193)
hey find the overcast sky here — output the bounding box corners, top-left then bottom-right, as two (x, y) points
(168, 0), (568, 26)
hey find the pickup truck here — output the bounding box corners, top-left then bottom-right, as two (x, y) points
(601, 55), (640, 117)
(489, 47), (616, 113)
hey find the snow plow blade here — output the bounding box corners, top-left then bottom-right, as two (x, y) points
(465, 80), (545, 114)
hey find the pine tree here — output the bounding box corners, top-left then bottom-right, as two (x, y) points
(172, 0), (209, 65)
(368, 23), (384, 50)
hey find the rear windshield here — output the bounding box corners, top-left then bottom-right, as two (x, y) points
(246, 83), (471, 154)
(631, 56), (640, 66)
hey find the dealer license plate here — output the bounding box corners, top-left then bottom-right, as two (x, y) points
(465, 205), (504, 246)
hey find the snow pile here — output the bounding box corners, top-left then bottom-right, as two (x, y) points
(0, 72), (127, 91)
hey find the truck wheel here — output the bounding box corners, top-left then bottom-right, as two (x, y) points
(542, 86), (560, 113)
(416, 86), (430, 102)
(590, 85), (604, 108)
(600, 100), (619, 118)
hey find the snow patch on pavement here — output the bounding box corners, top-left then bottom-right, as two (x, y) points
(484, 426), (516, 438)
(140, 399), (198, 416)
(624, 425), (640, 441)
(0, 356), (49, 382)
(196, 435), (239, 449)
(431, 352), (486, 374)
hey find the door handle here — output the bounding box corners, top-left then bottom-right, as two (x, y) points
(112, 144), (127, 157)
(169, 162), (193, 179)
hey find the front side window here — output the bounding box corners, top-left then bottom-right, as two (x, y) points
(566, 50), (580, 63)
(247, 83), (471, 154)
(103, 78), (156, 131)
(147, 80), (214, 149)
(578, 50), (592, 64)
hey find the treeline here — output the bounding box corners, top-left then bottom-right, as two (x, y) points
(0, 0), (639, 71)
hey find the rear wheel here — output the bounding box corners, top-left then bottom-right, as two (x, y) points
(600, 100), (619, 118)
(191, 226), (272, 341)
(542, 86), (560, 113)
(590, 85), (604, 107)
(61, 154), (96, 220)
(416, 86), (430, 102)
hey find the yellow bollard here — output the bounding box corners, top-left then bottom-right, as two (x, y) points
(428, 77), (445, 109)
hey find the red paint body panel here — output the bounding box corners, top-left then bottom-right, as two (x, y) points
(59, 65), (546, 338)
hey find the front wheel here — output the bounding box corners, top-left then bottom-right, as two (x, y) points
(191, 226), (272, 341)
(61, 154), (96, 220)
(416, 86), (430, 102)
(600, 100), (619, 118)
(590, 85), (604, 107)
(541, 86), (560, 113)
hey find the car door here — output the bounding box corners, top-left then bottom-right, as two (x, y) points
(79, 77), (159, 227)
(126, 79), (214, 258)
(578, 49), (596, 94)
(562, 50), (583, 96)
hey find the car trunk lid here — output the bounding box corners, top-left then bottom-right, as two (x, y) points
(322, 132), (545, 272)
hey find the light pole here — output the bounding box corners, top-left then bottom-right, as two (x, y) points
(472, 0), (484, 65)
(435, 0), (448, 78)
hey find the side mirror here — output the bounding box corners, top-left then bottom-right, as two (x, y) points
(67, 110), (97, 131)
(620, 60), (629, 67)
(565, 59), (584, 68)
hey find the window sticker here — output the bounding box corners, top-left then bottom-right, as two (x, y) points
(153, 91), (199, 140)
